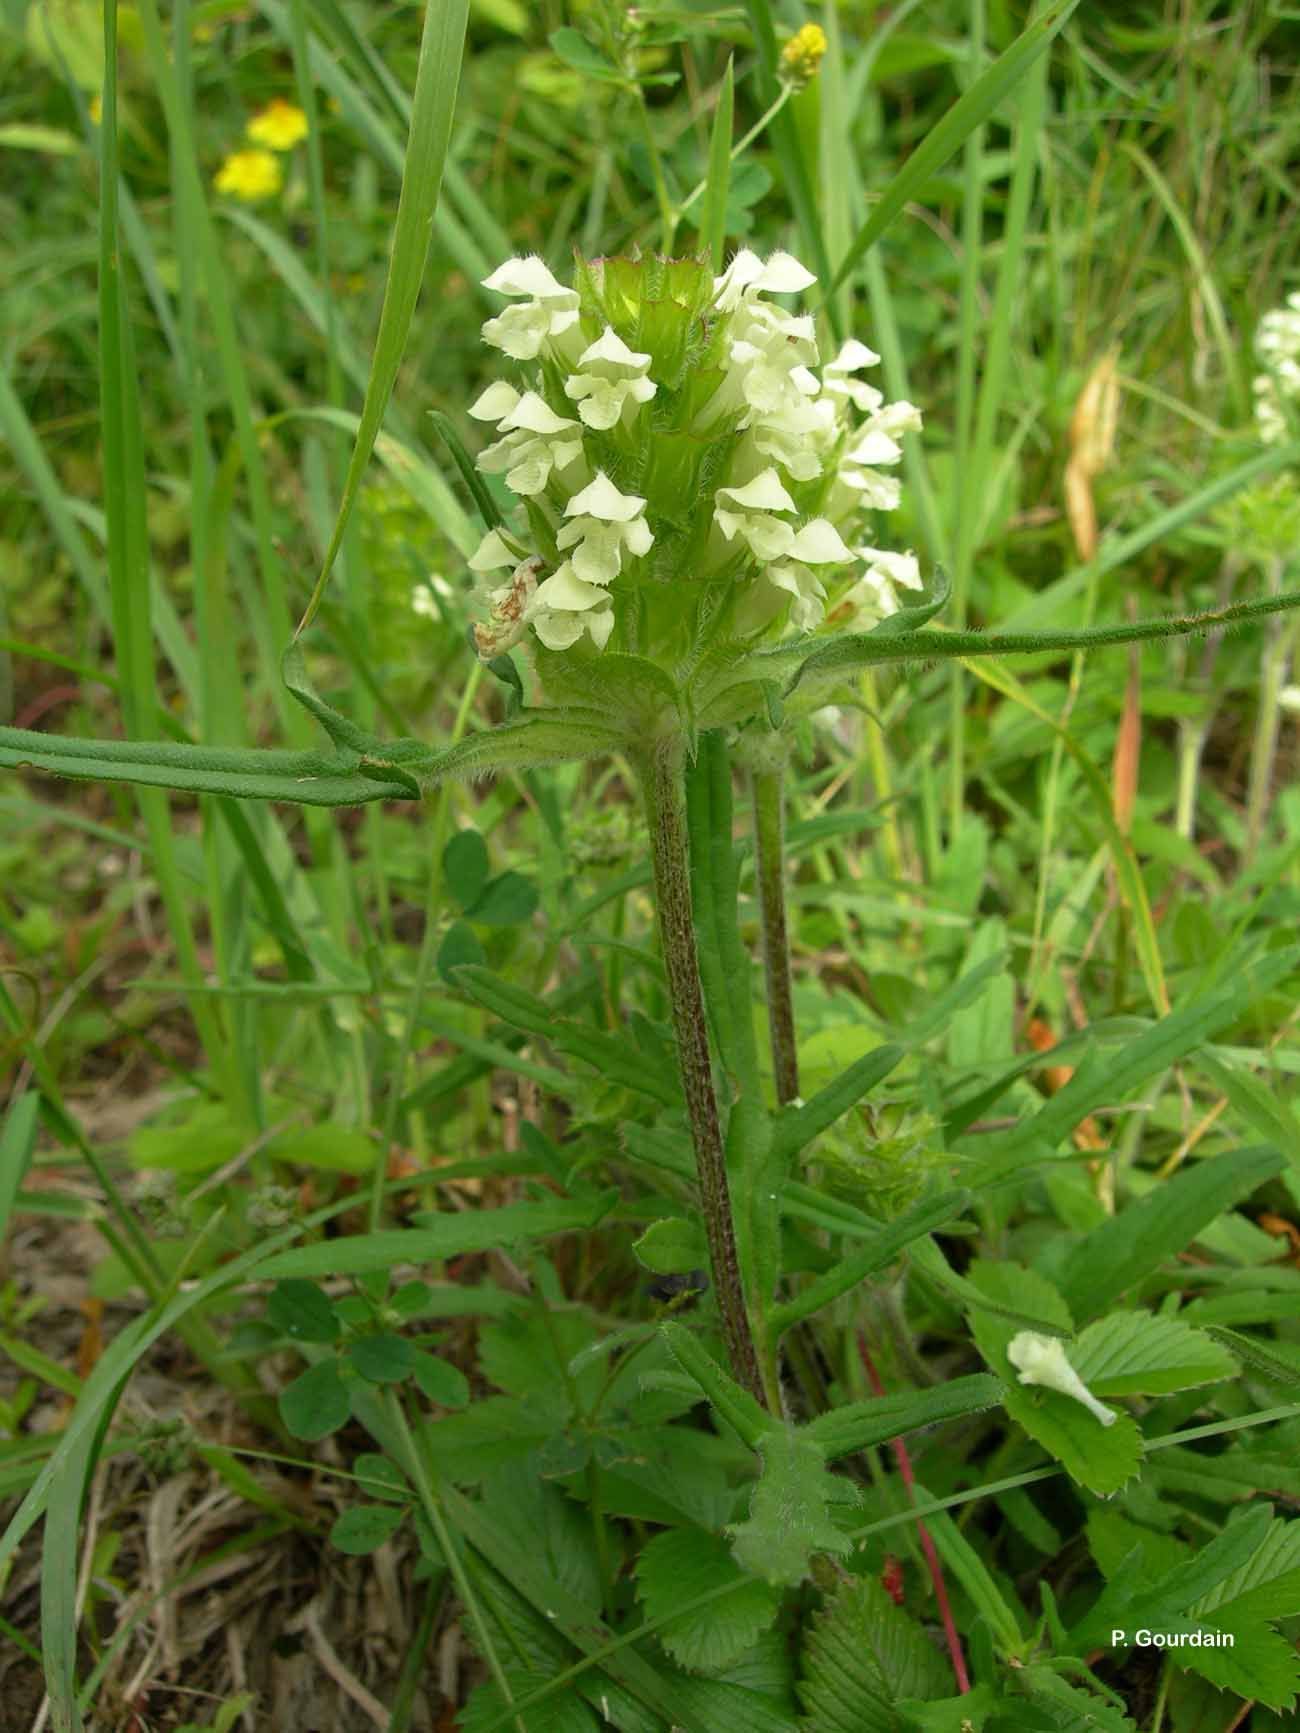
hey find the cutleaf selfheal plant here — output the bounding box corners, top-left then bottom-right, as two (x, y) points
(4, 245), (1300, 1410)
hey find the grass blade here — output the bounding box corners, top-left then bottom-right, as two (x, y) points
(297, 0), (471, 633)
(830, 0), (1082, 291)
(700, 58), (734, 274)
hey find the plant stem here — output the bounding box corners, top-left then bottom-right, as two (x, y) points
(638, 741), (765, 1404)
(857, 1331), (970, 1694)
(751, 766), (800, 1107)
(1246, 555), (1289, 864)
(386, 1391), (525, 1733)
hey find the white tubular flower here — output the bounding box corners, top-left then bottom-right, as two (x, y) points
(713, 248), (818, 312)
(476, 391), (583, 497)
(1007, 1332), (1116, 1428)
(765, 519), (856, 633)
(556, 471), (654, 584)
(846, 547), (923, 624)
(481, 256), (581, 360)
(530, 562), (615, 651)
(564, 327), (657, 430)
(822, 339), (884, 412)
(715, 469), (798, 560)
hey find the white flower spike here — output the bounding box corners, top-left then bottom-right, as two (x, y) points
(465, 247), (923, 662)
(1007, 1332), (1117, 1428)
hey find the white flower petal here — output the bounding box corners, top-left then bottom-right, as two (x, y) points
(827, 338), (880, 373)
(754, 251), (817, 294)
(847, 429), (903, 467)
(586, 605), (616, 650)
(532, 609), (586, 650)
(788, 519), (853, 565)
(468, 529), (516, 572)
(468, 381), (521, 422)
(482, 255), (568, 299)
(860, 548), (922, 590)
(578, 327), (652, 371)
(716, 469), (797, 513)
(499, 391), (579, 435)
(564, 470), (646, 522)
(533, 565), (607, 612)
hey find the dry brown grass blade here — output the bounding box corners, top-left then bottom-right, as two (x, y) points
(1064, 348), (1120, 562)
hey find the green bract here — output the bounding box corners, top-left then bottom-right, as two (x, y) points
(465, 247), (923, 733)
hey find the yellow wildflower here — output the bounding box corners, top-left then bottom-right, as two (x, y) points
(246, 98), (308, 152)
(781, 22), (827, 86)
(214, 148), (283, 202)
(89, 94), (102, 126)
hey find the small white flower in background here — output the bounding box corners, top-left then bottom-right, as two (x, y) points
(1253, 291), (1300, 446)
(481, 256), (581, 360)
(465, 247), (922, 661)
(564, 328), (657, 430)
(1279, 684), (1300, 714)
(411, 574), (454, 620)
(1007, 1331), (1116, 1428)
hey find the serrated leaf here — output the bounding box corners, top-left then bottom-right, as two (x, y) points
(330, 1503), (406, 1554)
(1017, 1665), (1137, 1731)
(1086, 1510), (1191, 1586)
(1173, 1612), (1300, 1712)
(798, 1576), (953, 1731)
(279, 1358), (350, 1441)
(636, 1526), (780, 1672)
(898, 1683), (998, 1730)
(1069, 1311), (1237, 1396)
(966, 1263), (1141, 1495)
(730, 1427), (851, 1587)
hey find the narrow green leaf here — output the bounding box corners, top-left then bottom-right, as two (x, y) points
(830, 0), (1082, 289)
(700, 58), (734, 274)
(297, 0), (470, 631)
(769, 1190), (971, 1341)
(805, 1374), (1004, 1463)
(773, 1043), (904, 1161)
(258, 1193), (617, 1279)
(1058, 1147), (1286, 1320)
(0, 1093), (40, 1246)
(429, 407), (503, 531)
(661, 1321), (770, 1449)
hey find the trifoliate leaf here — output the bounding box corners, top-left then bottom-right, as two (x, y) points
(635, 1526), (780, 1672)
(798, 1576), (953, 1731)
(729, 1427), (851, 1587)
(348, 1333), (417, 1384)
(1069, 1311), (1237, 1396)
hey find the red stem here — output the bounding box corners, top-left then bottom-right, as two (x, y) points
(858, 1331), (970, 1694)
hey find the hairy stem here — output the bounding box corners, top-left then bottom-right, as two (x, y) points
(638, 742), (765, 1404)
(751, 766), (800, 1107)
